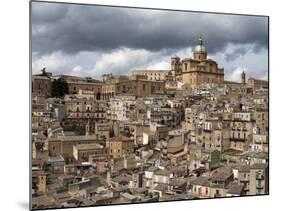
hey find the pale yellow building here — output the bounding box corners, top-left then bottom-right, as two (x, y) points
(131, 70), (169, 81)
(107, 136), (134, 158)
(171, 37), (224, 88)
(248, 77), (268, 89)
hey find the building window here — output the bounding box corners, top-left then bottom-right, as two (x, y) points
(184, 63), (187, 70)
(215, 190), (220, 197)
(143, 84), (146, 90)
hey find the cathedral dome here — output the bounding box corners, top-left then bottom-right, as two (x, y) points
(194, 37), (207, 53)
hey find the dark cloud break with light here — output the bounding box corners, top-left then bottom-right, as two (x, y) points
(31, 1), (269, 81)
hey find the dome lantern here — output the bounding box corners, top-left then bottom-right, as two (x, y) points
(193, 36), (207, 60)
(194, 36), (207, 53)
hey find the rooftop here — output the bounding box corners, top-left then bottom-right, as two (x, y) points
(154, 169), (171, 176)
(251, 163), (268, 170)
(169, 178), (187, 186)
(75, 143), (104, 150)
(211, 172), (233, 180)
(227, 183), (244, 195)
(49, 135), (98, 142)
(241, 151), (268, 160)
(190, 176), (210, 186)
(109, 135), (134, 142)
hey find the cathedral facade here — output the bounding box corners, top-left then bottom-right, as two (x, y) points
(170, 37), (224, 88)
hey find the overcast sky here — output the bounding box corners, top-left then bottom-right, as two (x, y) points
(31, 2), (268, 81)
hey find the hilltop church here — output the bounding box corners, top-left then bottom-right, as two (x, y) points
(170, 37), (224, 88)
(131, 36), (225, 89)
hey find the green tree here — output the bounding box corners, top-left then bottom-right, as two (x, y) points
(51, 78), (69, 98)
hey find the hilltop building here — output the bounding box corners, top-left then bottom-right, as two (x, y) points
(170, 37), (224, 88)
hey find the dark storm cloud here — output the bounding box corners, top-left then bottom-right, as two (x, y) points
(32, 2), (69, 24)
(225, 47), (248, 61)
(31, 2), (268, 56)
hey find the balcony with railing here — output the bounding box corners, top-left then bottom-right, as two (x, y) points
(240, 177), (249, 182)
(256, 183), (264, 189)
(243, 186), (249, 191)
(256, 174), (264, 180)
